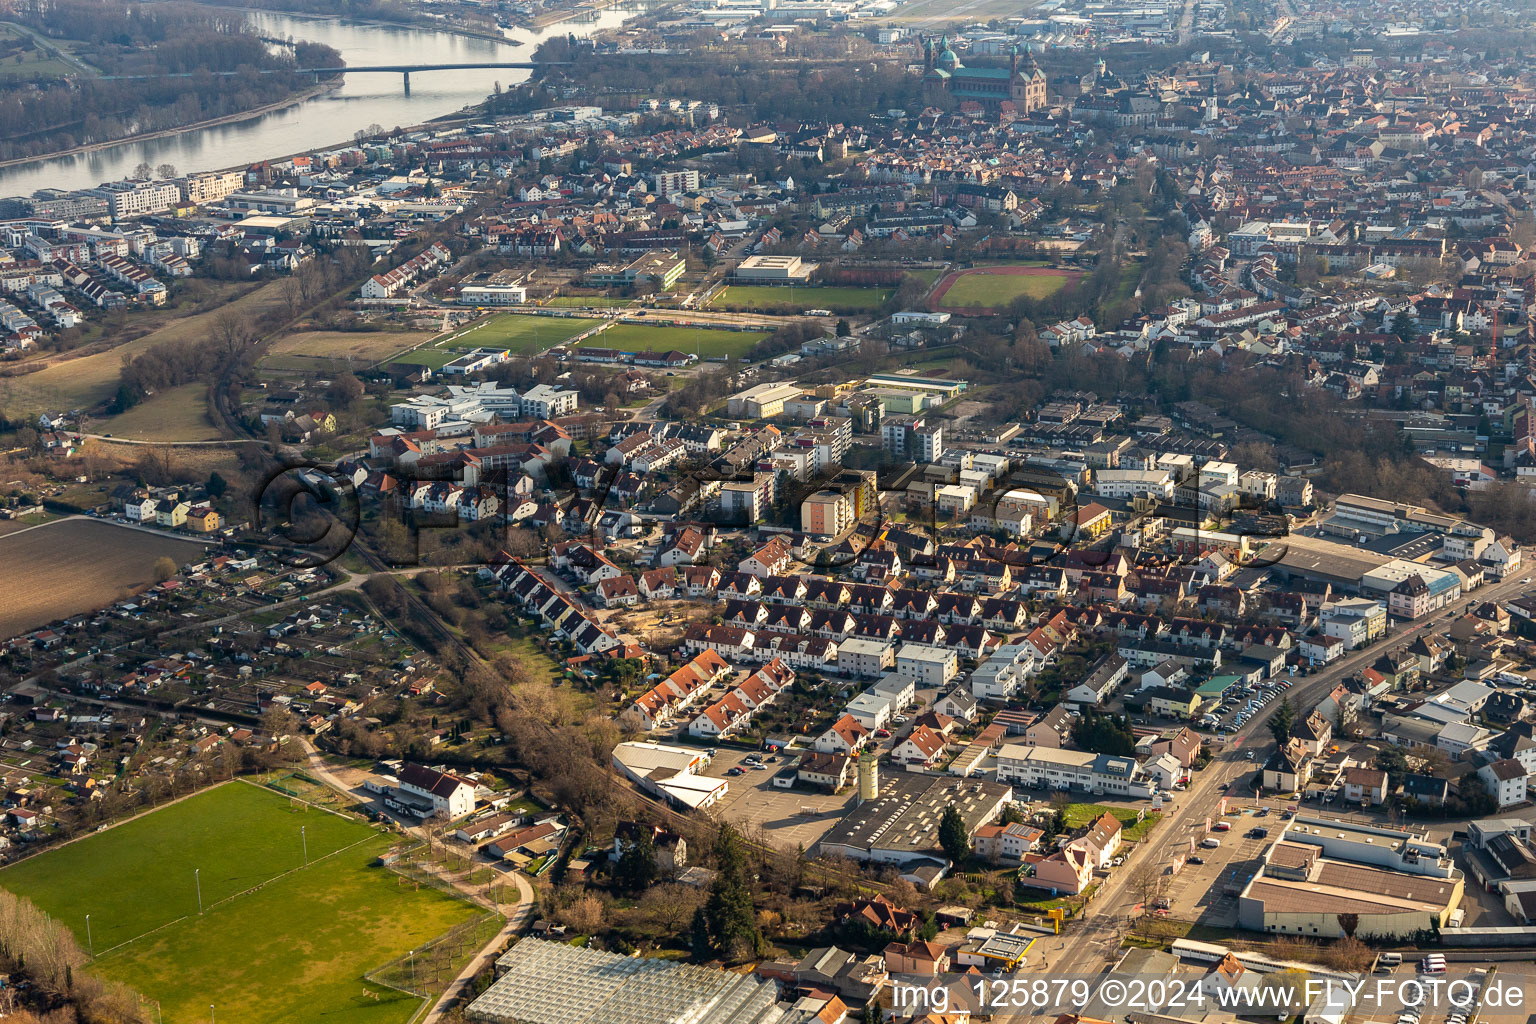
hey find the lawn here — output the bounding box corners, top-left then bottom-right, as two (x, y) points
(387, 347), (459, 369)
(599, 322), (765, 359)
(935, 266), (1076, 310)
(440, 313), (603, 354)
(1, 782), (482, 1024)
(94, 382), (221, 441)
(0, 280), (285, 415)
(0, 27), (78, 79)
(0, 782), (372, 949)
(262, 330), (435, 369)
(1061, 802), (1161, 842)
(712, 285), (890, 314)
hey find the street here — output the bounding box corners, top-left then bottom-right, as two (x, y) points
(1021, 569), (1535, 994)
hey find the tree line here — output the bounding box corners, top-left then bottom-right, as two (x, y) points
(0, 888), (146, 1022)
(1, 1), (341, 161)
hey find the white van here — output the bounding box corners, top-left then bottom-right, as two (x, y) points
(1201, 837), (1221, 848)
(1378, 953), (1403, 968)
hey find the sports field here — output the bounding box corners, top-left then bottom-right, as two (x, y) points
(440, 313), (603, 354)
(1, 782), (481, 1024)
(931, 265), (1080, 313)
(712, 285), (890, 314)
(599, 323), (765, 359)
(544, 296), (633, 309)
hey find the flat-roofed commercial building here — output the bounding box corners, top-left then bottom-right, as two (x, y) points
(734, 253), (818, 282)
(727, 381), (803, 419)
(818, 771), (1012, 865)
(995, 744), (1156, 798)
(585, 250), (687, 291)
(1237, 816), (1463, 939)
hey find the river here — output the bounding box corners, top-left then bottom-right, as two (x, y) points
(0, 9), (636, 198)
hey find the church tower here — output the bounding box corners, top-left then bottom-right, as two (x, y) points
(1010, 46), (1048, 113)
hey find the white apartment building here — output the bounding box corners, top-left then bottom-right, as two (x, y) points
(520, 384), (579, 418)
(882, 416), (944, 463)
(182, 171), (245, 205)
(1093, 468), (1174, 500)
(1320, 598), (1387, 649)
(894, 643), (957, 686)
(93, 180), (182, 219)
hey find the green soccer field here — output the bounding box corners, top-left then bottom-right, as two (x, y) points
(386, 347), (458, 368)
(444, 313), (605, 354)
(598, 323), (766, 359)
(0, 782), (483, 1024)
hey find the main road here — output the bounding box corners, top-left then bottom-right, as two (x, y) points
(1011, 568), (1534, 1011)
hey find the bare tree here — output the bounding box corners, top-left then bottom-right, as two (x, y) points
(280, 275), (305, 320)
(558, 894), (606, 934)
(1128, 863), (1169, 911)
(639, 883), (705, 932)
(212, 308), (255, 360)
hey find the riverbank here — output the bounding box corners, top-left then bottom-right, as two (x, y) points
(0, 78), (342, 173)
(206, 4), (518, 45)
(529, 0), (634, 29)
(0, 6), (631, 195)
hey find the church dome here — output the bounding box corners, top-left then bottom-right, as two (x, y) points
(936, 37), (962, 70)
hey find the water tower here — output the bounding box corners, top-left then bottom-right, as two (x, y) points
(858, 750), (879, 803)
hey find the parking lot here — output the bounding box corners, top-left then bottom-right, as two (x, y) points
(701, 747), (856, 849)
(1157, 811), (1279, 927)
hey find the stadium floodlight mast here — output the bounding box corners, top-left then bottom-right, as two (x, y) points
(85, 914), (92, 956)
(195, 868), (203, 915)
(302, 825), (309, 867)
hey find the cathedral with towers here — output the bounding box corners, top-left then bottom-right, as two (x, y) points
(920, 37), (1048, 114)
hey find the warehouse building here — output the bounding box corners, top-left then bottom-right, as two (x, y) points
(818, 771), (1012, 868)
(1236, 815), (1463, 939)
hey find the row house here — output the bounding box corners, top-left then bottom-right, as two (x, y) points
(688, 658), (794, 739)
(629, 649), (731, 730)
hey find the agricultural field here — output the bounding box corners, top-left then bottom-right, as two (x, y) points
(93, 382), (222, 441)
(712, 285), (891, 314)
(0, 279), (288, 415)
(599, 323), (765, 359)
(0, 517), (209, 639)
(439, 313), (603, 354)
(2, 782), (482, 1024)
(262, 330), (434, 371)
(931, 265), (1080, 313)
